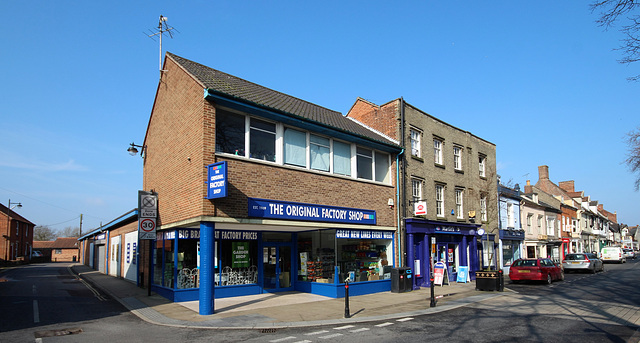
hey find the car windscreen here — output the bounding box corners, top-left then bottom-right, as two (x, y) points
(566, 254), (587, 260)
(513, 260), (537, 267)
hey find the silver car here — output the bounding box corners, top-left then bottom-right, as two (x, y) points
(623, 248), (636, 260)
(562, 253), (604, 274)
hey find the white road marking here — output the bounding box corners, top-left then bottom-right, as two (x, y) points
(397, 317), (414, 322)
(33, 300), (40, 323)
(375, 322), (394, 327)
(333, 325), (355, 330)
(305, 330), (329, 335)
(350, 328), (370, 333)
(292, 341), (312, 343)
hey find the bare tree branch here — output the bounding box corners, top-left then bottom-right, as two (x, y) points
(625, 127), (640, 190)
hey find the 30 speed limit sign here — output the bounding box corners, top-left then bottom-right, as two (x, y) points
(138, 218), (156, 239)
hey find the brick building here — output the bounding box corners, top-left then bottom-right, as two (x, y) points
(140, 53), (402, 313)
(33, 237), (79, 262)
(1, 202), (35, 263)
(347, 98), (498, 286)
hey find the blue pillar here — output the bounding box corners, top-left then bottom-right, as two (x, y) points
(407, 233), (415, 289)
(470, 236), (479, 275)
(199, 222), (215, 315)
(461, 235), (468, 266)
(423, 235), (430, 287)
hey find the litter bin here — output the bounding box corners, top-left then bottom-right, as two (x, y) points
(391, 267), (412, 293)
(475, 270), (504, 291)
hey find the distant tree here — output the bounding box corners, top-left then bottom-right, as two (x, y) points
(34, 225), (57, 241)
(58, 226), (81, 238)
(626, 127), (640, 190)
(591, 0), (640, 81)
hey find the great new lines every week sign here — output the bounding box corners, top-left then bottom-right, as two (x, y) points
(248, 198), (376, 225)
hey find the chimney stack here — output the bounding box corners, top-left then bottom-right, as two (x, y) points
(538, 165), (549, 180)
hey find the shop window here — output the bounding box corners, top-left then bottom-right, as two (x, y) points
(176, 239), (199, 289)
(310, 134), (330, 172)
(333, 140), (351, 176)
(153, 238), (173, 288)
(338, 238), (391, 282)
(215, 110), (246, 156)
(249, 118), (276, 162)
(284, 128), (306, 167)
(297, 230), (335, 282)
(216, 234), (259, 286)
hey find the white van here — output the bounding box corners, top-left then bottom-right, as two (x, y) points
(600, 247), (626, 263)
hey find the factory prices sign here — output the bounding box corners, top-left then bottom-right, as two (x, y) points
(248, 198), (376, 225)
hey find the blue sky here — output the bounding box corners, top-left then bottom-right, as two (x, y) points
(1, 1), (639, 233)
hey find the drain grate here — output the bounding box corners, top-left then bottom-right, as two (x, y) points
(34, 327), (83, 338)
(260, 328), (277, 334)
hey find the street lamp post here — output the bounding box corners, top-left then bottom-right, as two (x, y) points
(5, 199), (22, 261)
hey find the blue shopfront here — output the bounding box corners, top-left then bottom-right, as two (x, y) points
(150, 198), (395, 311)
(405, 218), (481, 289)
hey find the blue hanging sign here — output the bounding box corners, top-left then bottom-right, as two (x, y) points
(248, 198), (376, 225)
(206, 161), (228, 199)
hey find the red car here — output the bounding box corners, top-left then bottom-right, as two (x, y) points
(509, 258), (564, 284)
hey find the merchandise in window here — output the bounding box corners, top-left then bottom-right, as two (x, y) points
(297, 231), (335, 282)
(176, 239), (199, 289)
(338, 237), (391, 282)
(216, 238), (259, 286)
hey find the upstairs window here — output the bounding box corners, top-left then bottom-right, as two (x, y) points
(410, 129), (421, 158)
(507, 202), (514, 228)
(435, 184), (444, 217)
(412, 178), (423, 203)
(480, 195), (487, 221)
(284, 128), (306, 167)
(310, 134), (330, 172)
(455, 189), (464, 219)
(374, 151), (390, 183)
(479, 154), (486, 177)
(356, 147), (373, 180)
(453, 146), (462, 170)
(333, 140), (351, 176)
(215, 110), (246, 156)
(434, 139), (443, 165)
(249, 118), (276, 162)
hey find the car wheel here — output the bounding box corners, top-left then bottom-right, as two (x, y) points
(547, 274), (552, 285)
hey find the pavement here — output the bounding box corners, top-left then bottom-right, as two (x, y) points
(69, 264), (510, 330)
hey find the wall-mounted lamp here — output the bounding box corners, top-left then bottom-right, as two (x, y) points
(387, 198), (394, 209)
(127, 142), (145, 157)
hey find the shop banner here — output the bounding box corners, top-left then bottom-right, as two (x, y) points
(206, 161), (228, 199)
(336, 229), (393, 239)
(248, 198), (376, 225)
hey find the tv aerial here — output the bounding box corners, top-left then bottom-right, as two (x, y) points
(146, 15), (177, 76)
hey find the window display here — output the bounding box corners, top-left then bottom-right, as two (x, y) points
(215, 230), (259, 286)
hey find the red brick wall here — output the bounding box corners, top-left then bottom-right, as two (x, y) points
(346, 98), (399, 140)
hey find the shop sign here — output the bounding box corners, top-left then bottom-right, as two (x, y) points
(435, 226), (462, 234)
(232, 242), (250, 267)
(206, 161), (228, 199)
(248, 198), (376, 225)
(95, 233), (106, 240)
(215, 230), (258, 240)
(414, 201), (427, 216)
(336, 229), (393, 239)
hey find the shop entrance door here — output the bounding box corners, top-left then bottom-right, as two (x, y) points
(263, 244), (292, 292)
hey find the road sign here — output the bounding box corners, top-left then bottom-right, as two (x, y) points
(139, 218), (156, 240)
(139, 192), (158, 218)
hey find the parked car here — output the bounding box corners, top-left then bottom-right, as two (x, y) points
(31, 250), (43, 258)
(509, 258), (564, 284)
(623, 248), (636, 260)
(562, 253), (604, 274)
(601, 247), (626, 263)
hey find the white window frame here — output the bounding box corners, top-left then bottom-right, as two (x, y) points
(412, 178), (423, 203)
(480, 195), (487, 222)
(436, 184), (445, 217)
(410, 128), (421, 158)
(527, 214), (533, 234)
(479, 155), (486, 177)
(507, 202), (514, 228)
(453, 146), (462, 170)
(434, 139), (443, 165)
(455, 189), (464, 219)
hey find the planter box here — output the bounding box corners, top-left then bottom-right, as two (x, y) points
(475, 270), (504, 291)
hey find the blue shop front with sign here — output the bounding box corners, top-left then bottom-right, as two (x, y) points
(405, 218), (482, 289)
(151, 197), (395, 302)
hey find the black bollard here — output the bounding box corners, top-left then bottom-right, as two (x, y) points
(430, 274), (436, 307)
(344, 279), (350, 318)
